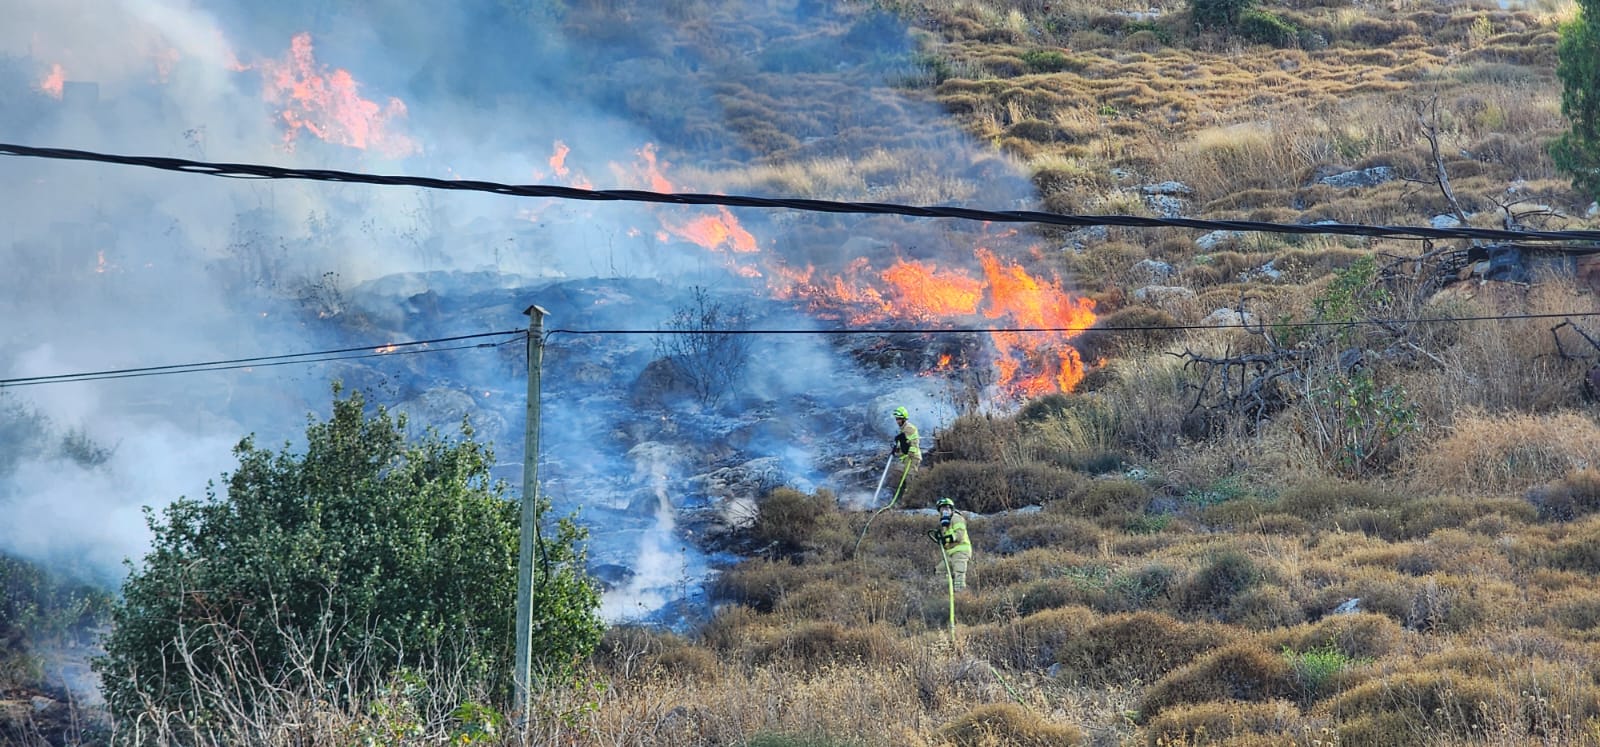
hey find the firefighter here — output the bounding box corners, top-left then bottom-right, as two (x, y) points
(887, 406), (920, 500)
(933, 497), (972, 591)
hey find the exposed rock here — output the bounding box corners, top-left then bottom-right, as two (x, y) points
(1430, 213), (1466, 229)
(1059, 225), (1110, 253)
(1587, 201), (1598, 218)
(1132, 284), (1196, 311)
(1131, 258), (1176, 283)
(1195, 230), (1243, 251)
(1140, 181), (1194, 196)
(1142, 194), (1188, 218)
(1333, 597), (1362, 615)
(1202, 308), (1256, 327)
(1316, 166), (1396, 189)
(1242, 259), (1282, 282)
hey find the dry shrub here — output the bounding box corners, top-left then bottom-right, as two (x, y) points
(1020, 396), (1125, 473)
(1141, 699), (1305, 747)
(1053, 611), (1236, 685)
(977, 547), (1087, 587)
(1389, 528), (1513, 579)
(1528, 467), (1600, 522)
(1404, 281), (1593, 419)
(749, 621), (905, 670)
(1323, 670), (1504, 746)
(986, 512), (1102, 554)
(592, 626), (725, 683)
(906, 461), (1080, 512)
(777, 575), (918, 627)
(1225, 585), (1306, 630)
(1069, 478), (1152, 522)
(1284, 611), (1404, 661)
(1105, 354), (1198, 457)
(937, 414), (1020, 463)
(698, 603), (768, 653)
(1407, 410), (1600, 497)
(1137, 643), (1298, 722)
(907, 461), (1007, 512)
(1397, 495), (1536, 537)
(1528, 518), (1600, 574)
(1541, 587), (1600, 631)
(1305, 566), (1415, 624)
(1404, 573), (1513, 633)
(966, 605), (1098, 670)
(753, 487), (847, 559)
(1276, 480), (1405, 519)
(1073, 306), (1180, 362)
(935, 702), (1086, 746)
(1179, 550), (1264, 616)
(712, 559), (814, 612)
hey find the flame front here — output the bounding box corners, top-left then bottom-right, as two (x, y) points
(253, 33), (419, 158)
(539, 140), (1098, 396)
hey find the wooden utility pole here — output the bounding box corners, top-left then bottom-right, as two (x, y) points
(513, 304), (548, 719)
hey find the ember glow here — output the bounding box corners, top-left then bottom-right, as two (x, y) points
(254, 33), (419, 158)
(38, 63), (64, 98)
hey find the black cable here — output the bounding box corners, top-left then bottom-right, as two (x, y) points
(548, 310), (1600, 337)
(4, 143), (1600, 244)
(11, 310), (1598, 389)
(0, 332), (523, 388)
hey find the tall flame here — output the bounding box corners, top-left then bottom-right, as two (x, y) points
(537, 140), (1098, 396)
(253, 33), (419, 158)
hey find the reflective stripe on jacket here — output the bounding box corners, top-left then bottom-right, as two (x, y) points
(939, 512), (971, 555)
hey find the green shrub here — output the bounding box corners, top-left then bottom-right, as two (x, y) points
(93, 387), (602, 732)
(1190, 0), (1257, 28)
(1020, 48), (1075, 73)
(1238, 10), (1298, 46)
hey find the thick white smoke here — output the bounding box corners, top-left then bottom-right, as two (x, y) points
(1, 0), (1034, 625)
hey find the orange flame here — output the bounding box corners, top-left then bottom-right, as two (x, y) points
(535, 140), (1098, 395)
(256, 33), (419, 157)
(38, 63), (64, 98)
(550, 141), (572, 177)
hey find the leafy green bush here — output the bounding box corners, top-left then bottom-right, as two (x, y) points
(1238, 10), (1298, 46)
(1020, 48), (1075, 73)
(1189, 0), (1256, 29)
(93, 386), (602, 732)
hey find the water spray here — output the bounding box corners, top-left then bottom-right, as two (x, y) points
(852, 452), (907, 559)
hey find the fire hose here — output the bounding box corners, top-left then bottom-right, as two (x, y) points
(852, 452), (908, 559)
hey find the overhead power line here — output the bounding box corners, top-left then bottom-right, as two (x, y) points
(8, 312), (1598, 389)
(0, 330), (523, 388)
(4, 143), (1600, 244)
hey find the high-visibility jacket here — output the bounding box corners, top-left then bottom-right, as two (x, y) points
(895, 421), (921, 462)
(939, 512), (970, 555)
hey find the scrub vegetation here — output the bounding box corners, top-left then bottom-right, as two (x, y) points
(5, 0), (1600, 744)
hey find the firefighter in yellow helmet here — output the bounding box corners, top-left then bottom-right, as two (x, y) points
(887, 406), (920, 500)
(934, 497), (972, 591)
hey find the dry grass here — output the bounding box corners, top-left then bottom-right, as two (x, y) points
(1406, 410), (1600, 497)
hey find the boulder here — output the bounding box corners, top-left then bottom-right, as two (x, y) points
(1131, 258), (1176, 283)
(1316, 166), (1396, 189)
